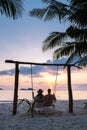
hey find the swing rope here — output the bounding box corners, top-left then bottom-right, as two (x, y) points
(53, 66), (58, 94)
(30, 64), (58, 98)
(30, 64), (34, 99)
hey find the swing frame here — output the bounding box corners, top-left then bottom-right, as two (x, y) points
(5, 60), (81, 115)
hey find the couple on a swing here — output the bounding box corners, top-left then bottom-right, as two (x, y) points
(34, 88), (56, 111)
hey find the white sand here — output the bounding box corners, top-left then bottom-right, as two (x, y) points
(0, 100), (87, 130)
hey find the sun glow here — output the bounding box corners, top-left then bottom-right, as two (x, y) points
(42, 72), (56, 82)
(1, 67), (87, 91)
(0, 75), (14, 89)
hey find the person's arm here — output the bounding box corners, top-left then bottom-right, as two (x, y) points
(53, 94), (56, 101)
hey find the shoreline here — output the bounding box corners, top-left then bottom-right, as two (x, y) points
(0, 100), (87, 113)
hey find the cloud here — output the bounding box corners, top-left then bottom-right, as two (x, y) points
(0, 69), (15, 76)
(0, 65), (46, 76)
(0, 57), (80, 76)
(19, 65), (46, 77)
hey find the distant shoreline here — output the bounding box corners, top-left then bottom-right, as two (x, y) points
(20, 88), (34, 90)
(0, 99), (87, 103)
(0, 100), (13, 103)
(0, 88), (3, 90)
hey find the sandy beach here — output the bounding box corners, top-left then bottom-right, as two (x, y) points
(0, 100), (87, 130)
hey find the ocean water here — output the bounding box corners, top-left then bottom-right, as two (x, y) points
(0, 90), (87, 103)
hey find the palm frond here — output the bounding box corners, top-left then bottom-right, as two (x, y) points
(30, 0), (87, 27)
(69, 1), (87, 27)
(42, 32), (67, 52)
(0, 0), (23, 19)
(75, 42), (87, 55)
(65, 52), (80, 65)
(41, 0), (53, 4)
(53, 44), (74, 59)
(70, 0), (87, 6)
(53, 41), (87, 60)
(66, 26), (87, 41)
(65, 41), (87, 56)
(77, 56), (87, 67)
(29, 8), (48, 20)
(29, 0), (71, 22)
(69, 8), (87, 27)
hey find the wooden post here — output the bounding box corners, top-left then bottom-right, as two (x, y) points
(13, 63), (19, 114)
(67, 66), (73, 113)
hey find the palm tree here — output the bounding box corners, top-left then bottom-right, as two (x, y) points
(29, 0), (87, 66)
(29, 0), (87, 113)
(29, 0), (87, 27)
(0, 0), (23, 19)
(42, 26), (87, 65)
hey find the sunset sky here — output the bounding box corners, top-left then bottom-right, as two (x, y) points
(0, 0), (87, 91)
